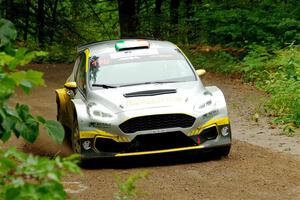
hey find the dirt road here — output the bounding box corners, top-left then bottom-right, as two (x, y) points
(9, 64), (300, 200)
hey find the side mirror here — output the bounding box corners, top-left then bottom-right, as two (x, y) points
(64, 82), (77, 90)
(196, 69), (206, 76)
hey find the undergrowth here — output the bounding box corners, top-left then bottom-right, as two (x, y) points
(114, 171), (149, 200)
(187, 43), (300, 135)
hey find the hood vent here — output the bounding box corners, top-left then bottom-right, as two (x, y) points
(124, 89), (177, 98)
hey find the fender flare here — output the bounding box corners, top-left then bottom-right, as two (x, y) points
(55, 88), (67, 120)
(71, 99), (90, 131)
(205, 86), (228, 116)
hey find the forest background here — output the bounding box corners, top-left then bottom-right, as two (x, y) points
(1, 0), (300, 133)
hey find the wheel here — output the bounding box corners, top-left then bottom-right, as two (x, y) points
(56, 97), (60, 121)
(71, 119), (81, 153)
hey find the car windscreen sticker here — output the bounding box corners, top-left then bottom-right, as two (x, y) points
(90, 56), (111, 68)
(98, 58), (110, 65)
(109, 49), (159, 59)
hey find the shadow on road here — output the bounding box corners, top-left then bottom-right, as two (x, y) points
(80, 150), (228, 169)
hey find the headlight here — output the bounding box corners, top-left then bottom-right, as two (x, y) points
(87, 102), (115, 121)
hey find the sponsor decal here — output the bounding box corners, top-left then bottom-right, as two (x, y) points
(89, 122), (112, 129)
(110, 49), (159, 59)
(202, 110), (219, 120)
(150, 129), (168, 134)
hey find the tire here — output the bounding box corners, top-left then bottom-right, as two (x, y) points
(71, 118), (81, 154)
(214, 146), (231, 158)
(56, 97), (60, 121)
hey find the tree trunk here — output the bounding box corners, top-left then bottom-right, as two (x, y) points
(185, 0), (193, 19)
(170, 0), (180, 25)
(49, 0), (58, 43)
(5, 0), (15, 22)
(37, 0), (45, 47)
(117, 0), (138, 38)
(23, 0), (30, 41)
(153, 0), (163, 38)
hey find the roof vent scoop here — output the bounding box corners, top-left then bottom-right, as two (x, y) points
(124, 89), (177, 98)
(115, 40), (150, 51)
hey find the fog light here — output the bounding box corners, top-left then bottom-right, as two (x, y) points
(221, 126), (230, 136)
(82, 140), (92, 150)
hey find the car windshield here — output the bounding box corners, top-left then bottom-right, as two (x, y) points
(89, 48), (196, 87)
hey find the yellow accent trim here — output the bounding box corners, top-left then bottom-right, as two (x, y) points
(196, 69), (206, 76)
(84, 49), (90, 72)
(64, 81), (77, 89)
(115, 145), (205, 157)
(55, 88), (66, 105)
(80, 130), (130, 142)
(188, 117), (230, 136)
(176, 46), (191, 61)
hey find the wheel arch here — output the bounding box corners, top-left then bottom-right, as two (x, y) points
(71, 99), (90, 131)
(55, 88), (67, 121)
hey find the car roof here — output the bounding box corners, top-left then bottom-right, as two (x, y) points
(77, 39), (178, 56)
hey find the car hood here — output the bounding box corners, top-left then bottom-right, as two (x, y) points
(88, 81), (207, 113)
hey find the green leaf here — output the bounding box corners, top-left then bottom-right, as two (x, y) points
(8, 48), (27, 69)
(0, 131), (11, 142)
(0, 158), (17, 169)
(11, 70), (44, 92)
(10, 71), (26, 85)
(17, 122), (39, 143)
(0, 52), (14, 67)
(19, 80), (33, 94)
(44, 120), (65, 144)
(36, 116), (46, 124)
(1, 116), (15, 130)
(0, 76), (15, 101)
(25, 70), (44, 86)
(0, 19), (17, 48)
(47, 172), (60, 182)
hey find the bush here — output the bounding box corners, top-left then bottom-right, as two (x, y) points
(0, 147), (81, 200)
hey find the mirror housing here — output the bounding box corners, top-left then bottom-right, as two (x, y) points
(64, 82), (77, 90)
(196, 69), (206, 76)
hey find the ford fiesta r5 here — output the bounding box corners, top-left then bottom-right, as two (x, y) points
(55, 39), (232, 159)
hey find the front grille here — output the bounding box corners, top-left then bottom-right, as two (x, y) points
(119, 114), (196, 134)
(94, 131), (197, 153)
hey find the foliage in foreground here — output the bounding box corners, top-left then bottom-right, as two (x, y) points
(1, 18), (80, 200)
(0, 18), (64, 144)
(115, 171), (149, 200)
(0, 147), (81, 200)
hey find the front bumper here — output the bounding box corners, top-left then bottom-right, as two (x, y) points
(78, 117), (232, 159)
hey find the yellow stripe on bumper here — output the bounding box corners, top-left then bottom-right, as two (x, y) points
(115, 145), (205, 157)
(80, 130), (130, 142)
(188, 117), (230, 136)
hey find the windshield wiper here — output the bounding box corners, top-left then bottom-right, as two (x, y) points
(119, 81), (178, 87)
(92, 84), (117, 88)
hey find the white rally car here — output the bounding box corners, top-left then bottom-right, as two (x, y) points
(55, 39), (232, 159)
